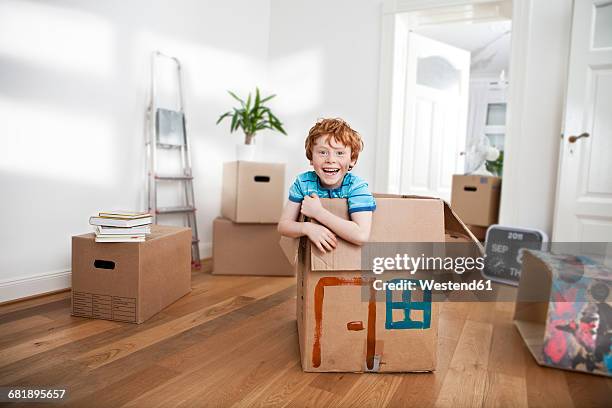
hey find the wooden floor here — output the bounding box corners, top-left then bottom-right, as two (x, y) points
(1, 260), (610, 407)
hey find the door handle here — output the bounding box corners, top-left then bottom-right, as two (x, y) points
(568, 132), (589, 143)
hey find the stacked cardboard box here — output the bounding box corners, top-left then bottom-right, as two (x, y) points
(451, 174), (502, 241)
(213, 161), (294, 276)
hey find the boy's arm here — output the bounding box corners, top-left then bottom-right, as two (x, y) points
(301, 194), (372, 245)
(277, 201), (306, 238)
(277, 201), (338, 252)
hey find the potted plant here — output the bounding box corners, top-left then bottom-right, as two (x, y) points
(486, 150), (504, 177)
(216, 87), (287, 161)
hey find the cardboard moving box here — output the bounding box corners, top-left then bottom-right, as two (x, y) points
(467, 224), (488, 242)
(72, 225), (191, 324)
(514, 250), (612, 377)
(222, 161), (285, 223)
(213, 217), (294, 276)
(451, 174), (501, 227)
(280, 195), (481, 372)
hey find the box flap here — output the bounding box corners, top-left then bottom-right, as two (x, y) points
(514, 319), (546, 365)
(442, 201), (484, 255)
(310, 197), (446, 271)
(512, 250), (551, 368)
(373, 192), (482, 250)
(279, 236), (300, 267)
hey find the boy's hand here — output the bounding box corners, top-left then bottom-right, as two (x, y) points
(303, 222), (337, 253)
(301, 193), (324, 219)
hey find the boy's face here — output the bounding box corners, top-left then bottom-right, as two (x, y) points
(310, 135), (356, 189)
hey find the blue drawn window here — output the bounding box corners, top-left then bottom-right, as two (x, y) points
(385, 279), (432, 329)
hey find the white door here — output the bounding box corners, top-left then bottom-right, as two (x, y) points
(400, 32), (470, 201)
(553, 0), (612, 242)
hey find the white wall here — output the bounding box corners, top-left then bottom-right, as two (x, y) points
(265, 0), (383, 188)
(499, 0), (573, 237)
(0, 0), (384, 302)
(0, 0), (573, 301)
(0, 0), (272, 301)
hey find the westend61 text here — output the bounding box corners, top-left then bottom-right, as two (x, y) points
(372, 279), (493, 292)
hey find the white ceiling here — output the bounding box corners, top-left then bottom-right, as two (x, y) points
(415, 20), (511, 77)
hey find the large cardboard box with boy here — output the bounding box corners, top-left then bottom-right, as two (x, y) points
(281, 195), (481, 372)
(71, 225), (191, 324)
(222, 161), (285, 223)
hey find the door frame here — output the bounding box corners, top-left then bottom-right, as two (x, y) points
(374, 0), (523, 208)
(399, 32), (471, 200)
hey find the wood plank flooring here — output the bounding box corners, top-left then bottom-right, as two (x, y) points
(0, 259), (610, 407)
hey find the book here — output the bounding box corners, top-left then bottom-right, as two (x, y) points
(95, 235), (146, 243)
(95, 225), (151, 235)
(98, 211), (152, 220)
(89, 216), (153, 228)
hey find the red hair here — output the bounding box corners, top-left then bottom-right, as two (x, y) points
(305, 118), (363, 163)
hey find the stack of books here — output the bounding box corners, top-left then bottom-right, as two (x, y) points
(89, 211), (153, 242)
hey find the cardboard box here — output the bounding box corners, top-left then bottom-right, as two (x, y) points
(280, 195), (482, 372)
(212, 217), (294, 276)
(71, 225), (192, 324)
(514, 250), (612, 377)
(467, 224), (488, 242)
(221, 161), (285, 223)
(451, 175), (501, 227)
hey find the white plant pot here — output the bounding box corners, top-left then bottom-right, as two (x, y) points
(236, 143), (256, 161)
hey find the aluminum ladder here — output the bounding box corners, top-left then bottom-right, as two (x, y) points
(146, 51), (201, 269)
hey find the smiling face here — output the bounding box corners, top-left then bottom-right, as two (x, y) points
(310, 135), (356, 189)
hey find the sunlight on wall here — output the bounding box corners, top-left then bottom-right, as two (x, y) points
(0, 97), (114, 186)
(0, 0), (115, 77)
(135, 31), (267, 106)
(269, 49), (323, 116)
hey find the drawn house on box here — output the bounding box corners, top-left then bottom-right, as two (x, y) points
(313, 277), (433, 371)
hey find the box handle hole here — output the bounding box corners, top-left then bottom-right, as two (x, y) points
(254, 176), (270, 183)
(464, 186), (477, 192)
(94, 260), (115, 270)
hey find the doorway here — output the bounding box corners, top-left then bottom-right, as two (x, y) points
(375, 0), (513, 202)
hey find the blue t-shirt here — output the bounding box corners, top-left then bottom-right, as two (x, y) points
(288, 171), (376, 214)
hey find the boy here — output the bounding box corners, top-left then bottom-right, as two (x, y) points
(277, 118), (376, 252)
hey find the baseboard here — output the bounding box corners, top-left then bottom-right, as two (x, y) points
(0, 269), (72, 304)
(0, 242), (213, 304)
(200, 241), (212, 258)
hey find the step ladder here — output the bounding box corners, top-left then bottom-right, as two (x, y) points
(146, 51), (201, 269)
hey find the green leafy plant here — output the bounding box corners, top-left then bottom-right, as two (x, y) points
(216, 87), (287, 145)
(486, 150), (504, 177)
